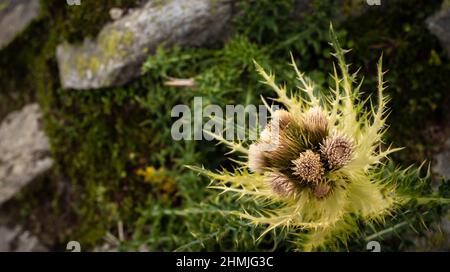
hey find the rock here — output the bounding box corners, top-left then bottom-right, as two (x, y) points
(0, 0), (40, 50)
(0, 224), (47, 251)
(433, 137), (450, 179)
(426, 6), (450, 58)
(0, 104), (53, 205)
(109, 7), (124, 21)
(56, 0), (233, 90)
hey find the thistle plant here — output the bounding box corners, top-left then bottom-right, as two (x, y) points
(189, 26), (450, 251)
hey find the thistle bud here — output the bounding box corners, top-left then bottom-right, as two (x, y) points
(266, 172), (297, 197)
(320, 134), (354, 169)
(302, 106), (328, 135)
(271, 109), (293, 131)
(258, 109), (293, 146)
(248, 143), (267, 173)
(313, 182), (331, 199)
(259, 125), (272, 143)
(291, 150), (324, 183)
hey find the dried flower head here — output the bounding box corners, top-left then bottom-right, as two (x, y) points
(266, 172), (297, 197)
(259, 126), (272, 143)
(321, 133), (354, 169)
(302, 106), (328, 136)
(259, 109), (293, 143)
(271, 109), (293, 131)
(292, 150), (324, 183)
(248, 143), (267, 173)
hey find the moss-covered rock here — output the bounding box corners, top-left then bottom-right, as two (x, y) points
(56, 0), (233, 90)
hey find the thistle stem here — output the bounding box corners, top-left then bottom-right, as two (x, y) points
(365, 221), (408, 241)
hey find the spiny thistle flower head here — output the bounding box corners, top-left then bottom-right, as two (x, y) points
(266, 172), (297, 198)
(189, 26), (449, 251)
(248, 142), (267, 173)
(302, 106), (328, 136)
(259, 126), (272, 143)
(272, 109), (294, 131)
(321, 133), (354, 169)
(259, 109), (293, 143)
(292, 150), (324, 183)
